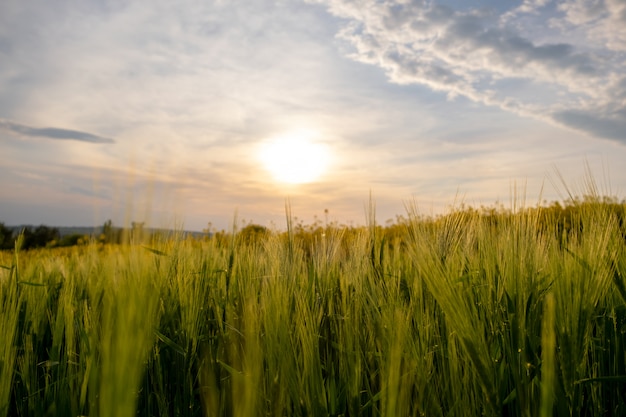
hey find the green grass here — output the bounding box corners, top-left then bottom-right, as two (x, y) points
(1, 194), (625, 416)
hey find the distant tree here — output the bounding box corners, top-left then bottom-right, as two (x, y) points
(100, 219), (122, 244)
(102, 219), (113, 242)
(20, 227), (33, 249)
(203, 222), (215, 238)
(0, 222), (14, 249)
(239, 224), (269, 245)
(59, 233), (88, 247)
(131, 221), (146, 243)
(20, 225), (60, 249)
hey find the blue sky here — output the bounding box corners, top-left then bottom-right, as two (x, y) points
(1, 0), (625, 231)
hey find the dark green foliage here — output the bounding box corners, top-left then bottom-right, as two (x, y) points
(20, 225), (60, 249)
(58, 233), (88, 247)
(238, 224), (269, 244)
(0, 223), (13, 250)
(98, 219), (127, 244)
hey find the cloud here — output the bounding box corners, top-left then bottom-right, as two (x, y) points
(552, 109), (626, 141)
(550, 0), (626, 52)
(0, 120), (115, 144)
(312, 0), (626, 143)
(0, 0), (345, 148)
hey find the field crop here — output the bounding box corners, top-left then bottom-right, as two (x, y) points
(1, 196), (626, 416)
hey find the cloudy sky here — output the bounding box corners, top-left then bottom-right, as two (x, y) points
(1, 0), (625, 231)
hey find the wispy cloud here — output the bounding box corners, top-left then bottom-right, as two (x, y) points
(311, 0), (626, 143)
(0, 120), (115, 144)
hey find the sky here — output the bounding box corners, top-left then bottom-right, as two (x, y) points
(1, 0), (625, 231)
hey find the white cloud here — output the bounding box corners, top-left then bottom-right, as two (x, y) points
(548, 0), (626, 52)
(312, 0), (626, 143)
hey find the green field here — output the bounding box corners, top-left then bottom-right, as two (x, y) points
(1, 196), (626, 416)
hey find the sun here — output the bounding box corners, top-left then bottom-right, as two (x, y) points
(258, 131), (331, 184)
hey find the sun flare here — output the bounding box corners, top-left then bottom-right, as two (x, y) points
(259, 131), (331, 184)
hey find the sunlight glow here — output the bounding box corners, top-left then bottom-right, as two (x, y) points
(259, 131), (331, 184)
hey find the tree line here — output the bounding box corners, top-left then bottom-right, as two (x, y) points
(1, 196), (624, 250)
(0, 220), (149, 250)
(0, 223), (65, 250)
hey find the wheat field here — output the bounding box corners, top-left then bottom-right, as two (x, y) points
(1, 195), (626, 416)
